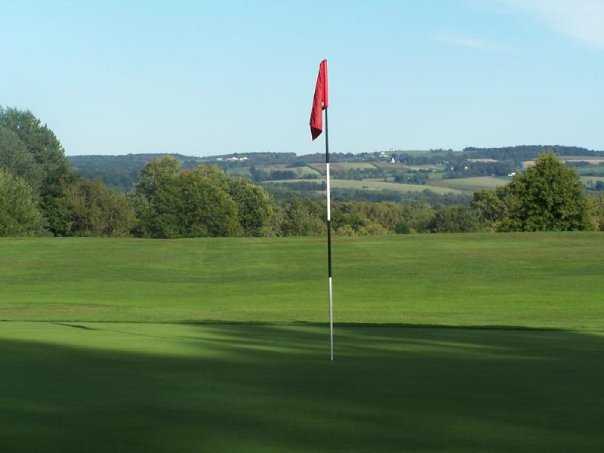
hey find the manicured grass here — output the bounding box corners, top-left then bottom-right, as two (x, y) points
(2, 321), (604, 452)
(1, 234), (604, 328)
(1, 233), (604, 452)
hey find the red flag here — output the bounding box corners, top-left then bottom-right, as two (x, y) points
(310, 59), (329, 140)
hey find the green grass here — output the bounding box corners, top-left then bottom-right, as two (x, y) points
(261, 164), (321, 178)
(267, 178), (462, 195)
(2, 233), (604, 452)
(430, 176), (600, 192)
(430, 176), (511, 192)
(308, 162), (377, 173)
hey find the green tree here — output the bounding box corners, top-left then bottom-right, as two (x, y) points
(0, 169), (42, 236)
(428, 206), (482, 233)
(63, 179), (136, 236)
(132, 156), (182, 238)
(279, 198), (325, 236)
(133, 159), (242, 238)
(499, 153), (591, 231)
(0, 107), (74, 234)
(178, 166), (240, 237)
(589, 195), (604, 231)
(471, 189), (507, 230)
(228, 178), (275, 236)
(0, 126), (43, 191)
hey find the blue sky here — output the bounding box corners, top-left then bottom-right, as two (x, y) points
(2, 0), (603, 156)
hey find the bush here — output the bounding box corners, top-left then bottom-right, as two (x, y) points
(278, 198), (325, 236)
(590, 195), (604, 231)
(394, 222), (411, 234)
(428, 206), (482, 233)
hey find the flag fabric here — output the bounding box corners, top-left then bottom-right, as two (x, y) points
(310, 59), (329, 140)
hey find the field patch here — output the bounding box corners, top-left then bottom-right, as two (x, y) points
(308, 162), (377, 174)
(581, 176), (604, 184)
(267, 178), (462, 195)
(260, 164), (321, 178)
(429, 176), (510, 191)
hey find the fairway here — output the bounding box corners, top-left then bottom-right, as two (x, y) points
(2, 233), (604, 452)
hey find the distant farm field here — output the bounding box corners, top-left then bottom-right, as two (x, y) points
(261, 164), (321, 178)
(308, 162), (377, 173)
(578, 166), (604, 176)
(429, 176), (511, 191)
(2, 233), (604, 452)
(582, 176), (604, 185)
(267, 178), (462, 195)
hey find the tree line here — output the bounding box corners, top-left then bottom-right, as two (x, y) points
(1, 107), (603, 237)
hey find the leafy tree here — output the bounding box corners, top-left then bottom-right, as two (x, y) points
(471, 189), (507, 230)
(132, 156), (182, 238)
(279, 198), (325, 236)
(0, 169), (42, 236)
(588, 195), (604, 231)
(498, 153), (592, 231)
(0, 107), (74, 234)
(178, 166), (240, 237)
(133, 159), (243, 238)
(228, 178), (275, 236)
(394, 222), (411, 234)
(63, 180), (136, 236)
(0, 126), (43, 191)
(399, 203), (436, 233)
(427, 206), (482, 233)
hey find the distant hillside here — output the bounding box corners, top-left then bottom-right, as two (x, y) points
(463, 145), (603, 164)
(68, 154), (205, 191)
(69, 146), (604, 194)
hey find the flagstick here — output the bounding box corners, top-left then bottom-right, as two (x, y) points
(325, 107), (334, 361)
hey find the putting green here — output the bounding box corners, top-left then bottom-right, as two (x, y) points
(1, 233), (603, 451)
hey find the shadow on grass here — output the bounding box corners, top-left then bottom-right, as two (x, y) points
(181, 319), (569, 331)
(1, 324), (604, 452)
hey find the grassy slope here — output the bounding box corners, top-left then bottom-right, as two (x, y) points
(2, 234), (604, 452)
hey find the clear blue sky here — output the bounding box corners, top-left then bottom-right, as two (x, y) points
(2, 0), (603, 156)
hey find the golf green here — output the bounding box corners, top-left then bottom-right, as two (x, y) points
(1, 233), (603, 451)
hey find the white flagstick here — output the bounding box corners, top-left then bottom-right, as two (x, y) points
(325, 107), (334, 361)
